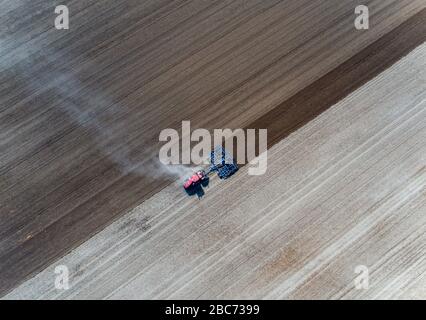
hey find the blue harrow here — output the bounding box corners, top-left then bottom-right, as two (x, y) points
(207, 146), (239, 179)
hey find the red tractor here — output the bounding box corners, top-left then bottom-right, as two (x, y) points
(183, 170), (208, 190)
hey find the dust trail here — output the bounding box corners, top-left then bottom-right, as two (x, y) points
(51, 72), (198, 181)
(0, 35), (198, 181)
(160, 163), (204, 180)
